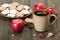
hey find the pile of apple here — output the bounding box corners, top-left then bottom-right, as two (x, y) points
(10, 2), (58, 33)
(0, 2), (32, 18)
(33, 2), (58, 16)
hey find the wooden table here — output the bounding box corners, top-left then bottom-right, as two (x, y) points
(0, 0), (60, 40)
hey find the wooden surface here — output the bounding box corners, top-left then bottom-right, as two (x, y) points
(0, 0), (60, 40)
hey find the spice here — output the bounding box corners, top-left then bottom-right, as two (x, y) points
(37, 33), (44, 39)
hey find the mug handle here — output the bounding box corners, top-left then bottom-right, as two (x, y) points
(50, 14), (57, 25)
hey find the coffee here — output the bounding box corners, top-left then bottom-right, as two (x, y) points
(34, 11), (49, 16)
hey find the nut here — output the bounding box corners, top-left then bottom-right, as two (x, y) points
(37, 33), (44, 39)
(47, 32), (54, 37)
(11, 34), (15, 37)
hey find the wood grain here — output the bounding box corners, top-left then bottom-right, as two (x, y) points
(0, 0), (11, 40)
(0, 0), (60, 40)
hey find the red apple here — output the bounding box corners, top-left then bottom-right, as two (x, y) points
(11, 19), (24, 33)
(47, 7), (58, 16)
(33, 2), (46, 11)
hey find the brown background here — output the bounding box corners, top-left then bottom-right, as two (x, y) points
(0, 0), (60, 40)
